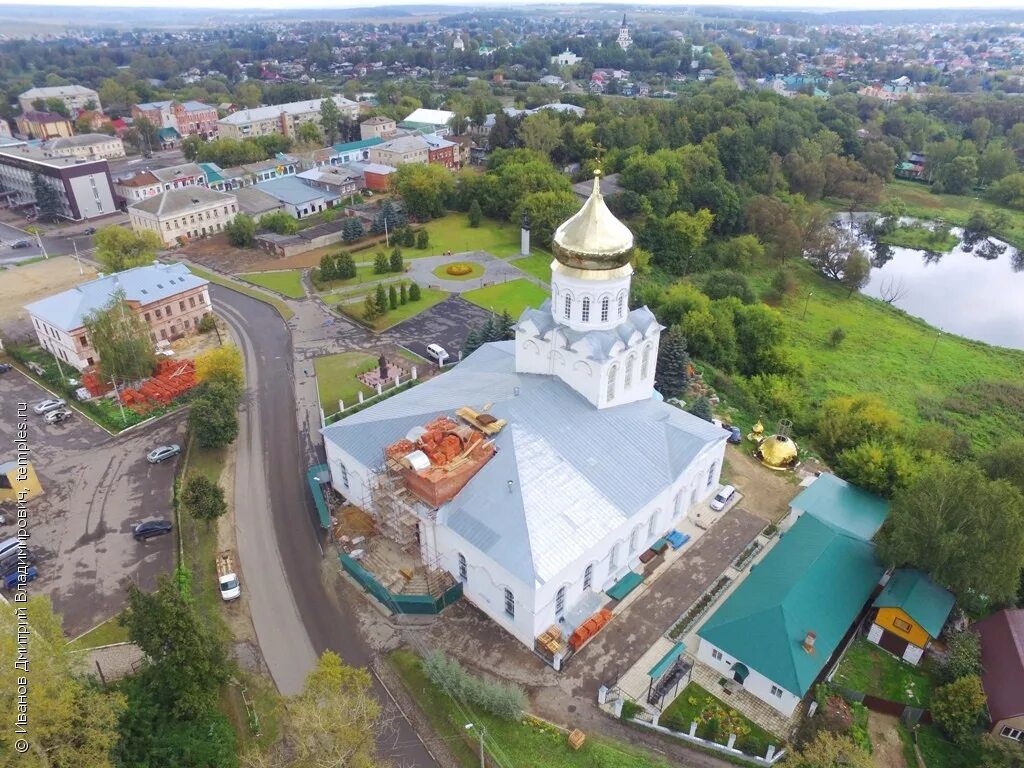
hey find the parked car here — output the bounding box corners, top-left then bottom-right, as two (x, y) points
(11, 240), (30, 249)
(0, 549), (37, 577)
(146, 444), (181, 464)
(4, 566), (38, 590)
(33, 398), (66, 415)
(0, 537), (23, 561)
(44, 408), (73, 425)
(425, 343), (449, 365)
(726, 426), (742, 444)
(83, 227), (96, 235)
(133, 520), (172, 541)
(0, 363), (12, 373)
(710, 485), (737, 512)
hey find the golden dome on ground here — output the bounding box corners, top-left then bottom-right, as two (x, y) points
(552, 170), (634, 271)
(756, 434), (799, 470)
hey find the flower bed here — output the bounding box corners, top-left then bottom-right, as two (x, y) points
(446, 263), (474, 276)
(732, 541), (762, 571)
(660, 682), (779, 757)
(668, 576), (730, 640)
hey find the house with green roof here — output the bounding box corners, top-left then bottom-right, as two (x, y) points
(695, 474), (889, 718)
(868, 569), (954, 666)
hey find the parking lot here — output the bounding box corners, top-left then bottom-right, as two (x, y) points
(382, 295), (491, 362)
(0, 371), (182, 636)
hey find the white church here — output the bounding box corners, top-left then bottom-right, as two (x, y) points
(321, 174), (728, 658)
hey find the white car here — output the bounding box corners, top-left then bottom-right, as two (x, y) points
(44, 408), (73, 425)
(710, 485), (737, 512)
(426, 343), (449, 365)
(33, 399), (66, 415)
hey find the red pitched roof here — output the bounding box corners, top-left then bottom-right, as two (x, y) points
(976, 608), (1024, 723)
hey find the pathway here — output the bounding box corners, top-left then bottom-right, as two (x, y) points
(406, 249), (549, 293)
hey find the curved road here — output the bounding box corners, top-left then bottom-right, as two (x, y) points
(211, 284), (436, 768)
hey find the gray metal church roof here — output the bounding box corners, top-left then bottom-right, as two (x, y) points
(321, 342), (726, 587)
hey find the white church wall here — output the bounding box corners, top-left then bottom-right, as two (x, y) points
(550, 267), (632, 332)
(323, 439), (373, 507)
(696, 638), (801, 717)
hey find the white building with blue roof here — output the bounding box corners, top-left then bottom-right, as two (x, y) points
(321, 173), (728, 654)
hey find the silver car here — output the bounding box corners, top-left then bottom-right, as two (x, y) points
(33, 398), (66, 415)
(44, 408), (73, 425)
(146, 444), (181, 464)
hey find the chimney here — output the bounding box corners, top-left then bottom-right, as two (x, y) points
(802, 631), (817, 654)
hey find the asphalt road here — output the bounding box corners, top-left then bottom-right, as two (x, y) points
(211, 285), (437, 768)
(0, 219), (100, 265)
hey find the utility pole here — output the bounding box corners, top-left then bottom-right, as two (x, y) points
(73, 240), (83, 275)
(111, 376), (126, 424)
(802, 291), (813, 321)
(465, 723), (485, 768)
(35, 228), (47, 259)
(384, 216), (390, 247)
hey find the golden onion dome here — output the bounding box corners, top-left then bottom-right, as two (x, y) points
(752, 420), (764, 435)
(757, 434), (799, 469)
(552, 171), (634, 271)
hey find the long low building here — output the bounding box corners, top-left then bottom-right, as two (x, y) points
(128, 186), (239, 246)
(42, 133), (125, 161)
(217, 95), (359, 141)
(0, 143), (115, 220)
(25, 262), (211, 370)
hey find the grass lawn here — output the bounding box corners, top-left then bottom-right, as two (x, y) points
(432, 262), (485, 281)
(67, 616), (129, 650)
(186, 265), (295, 321)
(180, 442), (230, 627)
(238, 270), (306, 299)
(511, 251), (554, 282)
(747, 255), (1024, 451)
(422, 213), (527, 257)
(832, 638), (933, 706)
(660, 682), (780, 755)
(910, 725), (976, 768)
(462, 279), (549, 317)
(313, 264), (379, 291)
(337, 286), (448, 331)
(884, 179), (1024, 251)
(389, 649), (674, 768)
(879, 224), (959, 252)
(314, 352), (377, 412)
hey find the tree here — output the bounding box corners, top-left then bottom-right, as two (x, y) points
(815, 395), (901, 460)
(979, 438), (1024, 493)
(935, 629), (982, 686)
(374, 283), (388, 315)
(32, 172), (63, 222)
(122, 568), (229, 718)
(399, 226), (415, 248)
(876, 462), (1024, 606)
(834, 440), (917, 498)
(806, 226), (862, 282)
(342, 216), (365, 242)
(788, 732), (872, 768)
(978, 734), (1024, 768)
(409, 282), (421, 301)
(931, 675), (986, 745)
(643, 209), (715, 275)
(519, 110), (563, 159)
(134, 117), (160, 154)
(194, 346), (244, 391)
(463, 325), (485, 356)
(934, 155), (978, 195)
(189, 381), (240, 449)
(496, 309), (515, 340)
(234, 81), (262, 109)
(416, 228), (429, 249)
(0, 596), (125, 768)
(372, 250), (390, 274)
(655, 331), (696, 399)
(83, 289), (156, 384)
(703, 271), (755, 304)
(400, 283), (408, 304)
(715, 234), (764, 271)
(296, 121), (322, 145)
(319, 97), (341, 144)
(389, 247), (404, 273)
(468, 198), (483, 227)
(259, 211), (298, 235)
(181, 474), (227, 525)
(388, 284), (398, 310)
(225, 213), (256, 247)
(362, 293), (381, 321)
(733, 303), (789, 377)
(392, 163), (455, 220)
(839, 251), (872, 297)
(861, 141), (897, 182)
(94, 227), (162, 273)
(688, 396), (714, 422)
(512, 190), (582, 249)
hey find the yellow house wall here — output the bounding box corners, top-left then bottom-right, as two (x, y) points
(992, 715), (1024, 737)
(875, 606), (930, 648)
(0, 462), (43, 504)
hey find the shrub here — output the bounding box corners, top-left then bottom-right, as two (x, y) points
(772, 268), (796, 296)
(400, 283), (408, 305)
(180, 474), (226, 525)
(409, 282), (421, 301)
(259, 211), (299, 235)
(197, 313), (217, 333)
(935, 629), (982, 685)
(374, 283), (388, 315)
(373, 251), (389, 274)
(468, 199), (482, 227)
(620, 700), (641, 720)
(446, 263), (474, 276)
(389, 247), (404, 273)
(931, 675), (986, 745)
(829, 327), (847, 347)
(416, 229), (429, 249)
(422, 651), (525, 720)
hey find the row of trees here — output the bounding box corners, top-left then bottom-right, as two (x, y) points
(181, 134), (291, 166)
(363, 281), (421, 321)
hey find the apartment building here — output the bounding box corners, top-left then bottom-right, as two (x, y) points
(42, 134), (125, 161)
(15, 111), (74, 140)
(132, 100), (219, 139)
(423, 134), (459, 170)
(216, 95), (359, 141)
(113, 162), (207, 203)
(360, 116), (397, 141)
(25, 262), (211, 371)
(128, 186), (239, 246)
(368, 134), (429, 167)
(18, 85), (101, 115)
(0, 144), (115, 220)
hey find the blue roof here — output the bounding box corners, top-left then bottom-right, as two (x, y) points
(25, 263), (207, 331)
(789, 473), (889, 541)
(332, 137), (384, 153)
(255, 176), (339, 206)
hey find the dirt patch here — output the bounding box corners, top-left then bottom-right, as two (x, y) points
(0, 255), (98, 340)
(720, 445), (802, 523)
(178, 235), (274, 274)
(868, 712), (908, 768)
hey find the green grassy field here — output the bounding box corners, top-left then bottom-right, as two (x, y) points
(389, 650), (674, 768)
(314, 352), (377, 412)
(660, 683), (780, 752)
(885, 180), (1024, 250)
(186, 265), (295, 321)
(337, 286), (448, 331)
(432, 262), (485, 281)
(832, 638), (933, 706)
(511, 251), (554, 282)
(910, 725), (975, 768)
(879, 224), (959, 252)
(462, 279), (550, 317)
(749, 256), (1024, 451)
(67, 616), (129, 650)
(238, 270), (306, 299)
(422, 213), (526, 257)
(180, 442), (229, 629)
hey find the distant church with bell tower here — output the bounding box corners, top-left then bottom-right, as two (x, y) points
(616, 14), (633, 51)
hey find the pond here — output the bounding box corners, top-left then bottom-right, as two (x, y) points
(844, 216), (1024, 350)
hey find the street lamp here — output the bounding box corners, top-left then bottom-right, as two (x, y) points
(465, 723), (485, 768)
(802, 291), (814, 321)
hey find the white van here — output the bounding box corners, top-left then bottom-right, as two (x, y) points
(425, 343), (449, 365)
(709, 485), (737, 512)
(0, 537), (22, 561)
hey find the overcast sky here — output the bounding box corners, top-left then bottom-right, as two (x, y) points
(0, 0), (1015, 10)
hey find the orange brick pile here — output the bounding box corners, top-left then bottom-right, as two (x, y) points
(121, 359), (197, 409)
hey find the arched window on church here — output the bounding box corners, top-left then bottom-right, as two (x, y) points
(581, 297), (591, 322)
(617, 292), (625, 318)
(648, 510), (658, 539)
(600, 296), (610, 322)
(674, 489), (683, 517)
(625, 353), (636, 388)
(707, 463), (717, 488)
(564, 294), (572, 320)
(606, 364), (617, 401)
(609, 542), (620, 574)
(629, 526), (640, 555)
(641, 344), (652, 379)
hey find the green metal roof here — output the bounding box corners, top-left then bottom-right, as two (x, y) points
(157, 126), (181, 141)
(698, 513), (884, 696)
(789, 473), (890, 542)
(606, 570), (643, 601)
(198, 162), (225, 183)
(649, 642), (686, 679)
(874, 569), (954, 638)
(332, 137), (383, 153)
(397, 120), (438, 132)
